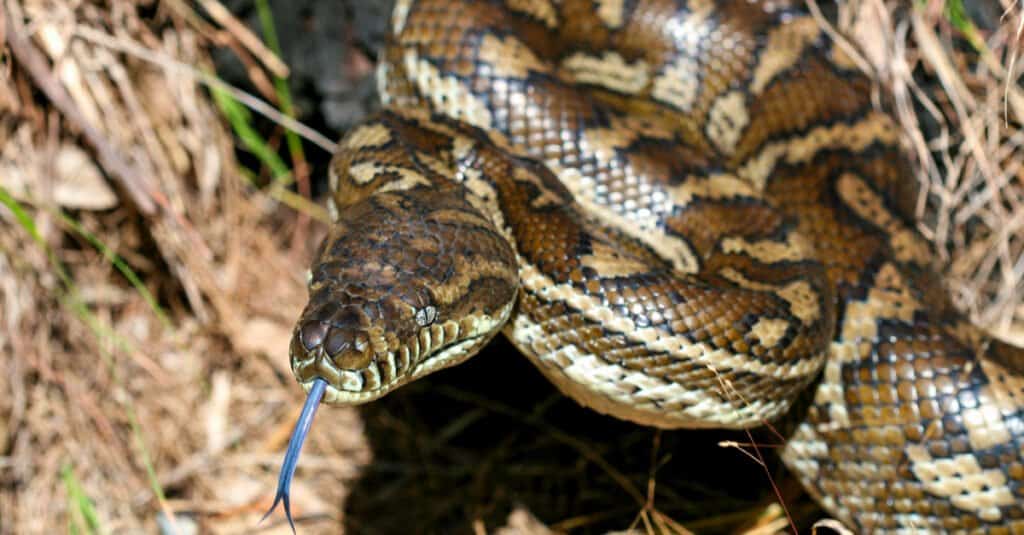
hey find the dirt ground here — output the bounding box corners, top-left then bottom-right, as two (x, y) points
(0, 0), (1022, 533)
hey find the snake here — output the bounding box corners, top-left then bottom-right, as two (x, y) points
(261, 0), (1024, 532)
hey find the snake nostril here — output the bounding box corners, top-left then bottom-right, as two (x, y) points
(300, 321), (329, 351)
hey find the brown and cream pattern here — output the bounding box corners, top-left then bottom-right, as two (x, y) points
(272, 1), (1024, 532)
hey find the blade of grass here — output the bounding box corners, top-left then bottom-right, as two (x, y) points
(0, 185), (48, 247)
(242, 1), (316, 253)
(0, 186), (150, 370)
(62, 463), (105, 535)
(942, 0), (985, 52)
(210, 83), (292, 183)
(237, 165), (330, 223)
(55, 211), (172, 329)
(212, 82), (331, 222)
(253, 0), (305, 167)
(62, 306), (180, 533)
(0, 185), (175, 527)
(125, 404), (170, 508)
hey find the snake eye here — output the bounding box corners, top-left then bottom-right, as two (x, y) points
(415, 306), (437, 326)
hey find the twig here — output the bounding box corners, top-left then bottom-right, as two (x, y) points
(71, 25), (339, 153)
(196, 0), (290, 78)
(806, 0), (875, 76)
(911, 10), (999, 183)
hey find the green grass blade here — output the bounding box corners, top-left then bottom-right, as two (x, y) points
(125, 405), (168, 507)
(0, 185), (75, 292)
(254, 0), (306, 165)
(61, 463), (104, 535)
(56, 211), (172, 329)
(211, 83), (293, 183)
(0, 185), (46, 246)
(939, 0), (985, 52)
(0, 185), (172, 520)
(236, 167), (330, 222)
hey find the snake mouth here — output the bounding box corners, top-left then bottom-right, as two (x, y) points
(290, 300), (514, 404)
(296, 332), (493, 404)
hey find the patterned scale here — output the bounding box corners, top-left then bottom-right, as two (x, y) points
(263, 0), (1024, 532)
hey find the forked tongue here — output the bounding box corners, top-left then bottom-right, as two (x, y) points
(261, 377), (328, 533)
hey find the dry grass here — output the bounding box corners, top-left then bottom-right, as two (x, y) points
(0, 0), (1021, 534)
(832, 0), (1024, 345)
(0, 0), (365, 532)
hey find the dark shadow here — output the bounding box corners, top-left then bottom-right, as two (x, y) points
(344, 336), (824, 534)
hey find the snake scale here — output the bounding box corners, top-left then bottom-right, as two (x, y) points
(263, 0), (1024, 532)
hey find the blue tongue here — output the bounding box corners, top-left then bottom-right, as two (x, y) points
(261, 377), (328, 534)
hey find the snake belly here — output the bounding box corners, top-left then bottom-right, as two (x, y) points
(281, 0), (1024, 532)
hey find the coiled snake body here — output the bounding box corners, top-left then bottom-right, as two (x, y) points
(265, 0), (1024, 532)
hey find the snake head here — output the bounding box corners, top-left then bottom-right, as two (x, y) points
(289, 273), (514, 404)
(265, 291), (422, 532)
(286, 189), (519, 405)
(288, 285), (424, 404)
(266, 185), (518, 530)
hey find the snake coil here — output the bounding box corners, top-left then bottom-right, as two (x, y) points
(265, 1), (1024, 532)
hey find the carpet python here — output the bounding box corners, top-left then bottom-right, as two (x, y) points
(264, 0), (1024, 532)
